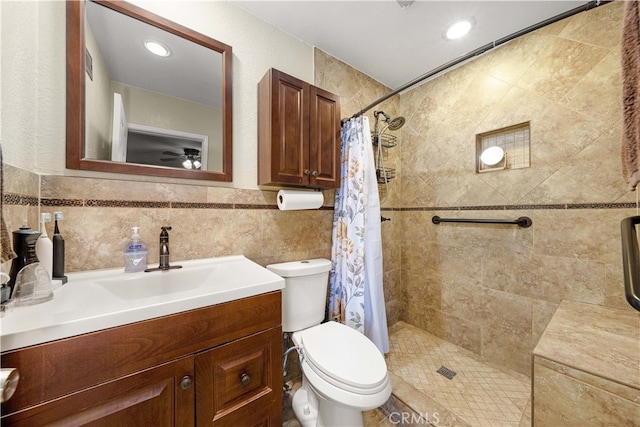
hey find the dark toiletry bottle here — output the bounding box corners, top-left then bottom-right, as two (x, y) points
(6, 225), (41, 301)
(52, 211), (67, 284)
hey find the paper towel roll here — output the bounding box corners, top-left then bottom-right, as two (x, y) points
(277, 189), (324, 210)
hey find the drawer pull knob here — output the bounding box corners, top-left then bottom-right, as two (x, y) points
(240, 373), (251, 387)
(180, 375), (192, 390)
(311, 170), (319, 177)
(304, 169), (311, 176)
(1, 368), (19, 402)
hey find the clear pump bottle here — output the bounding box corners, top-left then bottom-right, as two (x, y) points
(124, 227), (148, 273)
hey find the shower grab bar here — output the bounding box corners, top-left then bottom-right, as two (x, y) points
(432, 215), (532, 228)
(621, 216), (640, 312)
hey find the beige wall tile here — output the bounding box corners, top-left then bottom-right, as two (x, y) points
(533, 209), (636, 266)
(517, 37), (609, 102)
(531, 299), (558, 348)
(480, 288), (533, 338)
(605, 263), (637, 313)
(482, 327), (532, 375)
(557, 0), (624, 49)
(533, 362), (639, 427)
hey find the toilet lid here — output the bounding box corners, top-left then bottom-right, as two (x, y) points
(300, 321), (387, 390)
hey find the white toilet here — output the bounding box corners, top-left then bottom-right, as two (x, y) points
(267, 258), (392, 427)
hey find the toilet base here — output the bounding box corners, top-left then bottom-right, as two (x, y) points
(292, 385), (318, 427)
(292, 382), (365, 427)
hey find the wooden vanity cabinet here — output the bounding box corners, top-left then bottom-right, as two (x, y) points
(0, 292), (283, 427)
(258, 68), (341, 189)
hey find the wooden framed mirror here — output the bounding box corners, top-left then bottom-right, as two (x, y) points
(66, 0), (232, 181)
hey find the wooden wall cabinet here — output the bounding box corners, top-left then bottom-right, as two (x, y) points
(258, 68), (341, 188)
(0, 292), (283, 427)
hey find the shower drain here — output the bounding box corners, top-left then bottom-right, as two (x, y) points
(436, 366), (457, 380)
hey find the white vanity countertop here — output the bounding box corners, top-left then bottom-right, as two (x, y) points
(0, 255), (285, 352)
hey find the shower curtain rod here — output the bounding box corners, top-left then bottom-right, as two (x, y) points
(351, 0), (611, 118)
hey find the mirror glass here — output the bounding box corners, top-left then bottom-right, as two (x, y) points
(67, 0), (233, 181)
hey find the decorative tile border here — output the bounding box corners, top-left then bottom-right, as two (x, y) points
(234, 203), (278, 210)
(4, 193), (638, 211)
(41, 198), (84, 207)
(399, 202), (638, 211)
(85, 200), (170, 208)
(3, 194), (38, 206)
(173, 202), (234, 209)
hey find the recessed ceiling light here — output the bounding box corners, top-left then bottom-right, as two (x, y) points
(144, 40), (170, 57)
(446, 19), (474, 40)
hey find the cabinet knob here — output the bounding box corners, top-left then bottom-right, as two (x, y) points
(180, 375), (192, 390)
(304, 169), (311, 176)
(240, 373), (251, 387)
(1, 368), (19, 403)
(311, 170), (319, 177)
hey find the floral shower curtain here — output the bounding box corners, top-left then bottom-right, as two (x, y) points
(328, 116), (389, 354)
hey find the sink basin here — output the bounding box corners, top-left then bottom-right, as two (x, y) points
(0, 255), (285, 352)
(94, 266), (210, 300)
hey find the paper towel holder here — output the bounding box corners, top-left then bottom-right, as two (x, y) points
(278, 188), (321, 201)
(277, 188), (324, 211)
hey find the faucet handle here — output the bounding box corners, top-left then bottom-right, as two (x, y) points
(161, 226), (172, 233)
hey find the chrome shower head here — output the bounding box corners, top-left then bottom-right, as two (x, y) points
(387, 116), (405, 131)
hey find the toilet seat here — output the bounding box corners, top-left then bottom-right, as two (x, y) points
(295, 321), (389, 394)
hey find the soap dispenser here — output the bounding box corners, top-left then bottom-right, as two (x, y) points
(124, 226), (148, 273)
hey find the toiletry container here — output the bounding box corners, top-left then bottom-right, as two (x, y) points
(7, 225), (41, 301)
(36, 213), (54, 280)
(52, 212), (67, 283)
(124, 227), (148, 273)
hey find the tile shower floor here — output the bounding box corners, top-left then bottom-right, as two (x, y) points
(283, 321), (531, 427)
(386, 322), (531, 427)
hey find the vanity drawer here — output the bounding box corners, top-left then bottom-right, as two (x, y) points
(195, 327), (282, 426)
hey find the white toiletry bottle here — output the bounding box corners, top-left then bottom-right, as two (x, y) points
(36, 213), (54, 280)
(124, 226), (148, 273)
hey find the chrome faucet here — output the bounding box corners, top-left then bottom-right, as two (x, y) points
(145, 226), (182, 272)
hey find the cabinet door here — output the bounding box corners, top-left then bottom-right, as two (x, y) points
(268, 69), (310, 186)
(309, 86), (341, 188)
(1, 356), (195, 427)
(195, 327), (282, 427)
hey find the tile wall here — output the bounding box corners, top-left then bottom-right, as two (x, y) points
(3, 170), (333, 274)
(398, 1), (638, 375)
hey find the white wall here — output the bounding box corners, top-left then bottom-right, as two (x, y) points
(1, 0), (314, 189)
(111, 81), (223, 171)
(85, 21), (113, 160)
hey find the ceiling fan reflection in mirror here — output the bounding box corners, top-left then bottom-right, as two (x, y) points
(161, 147), (202, 170)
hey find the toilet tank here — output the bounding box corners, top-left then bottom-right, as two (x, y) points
(266, 259), (331, 333)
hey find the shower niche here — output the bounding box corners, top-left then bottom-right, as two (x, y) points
(476, 122), (531, 173)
